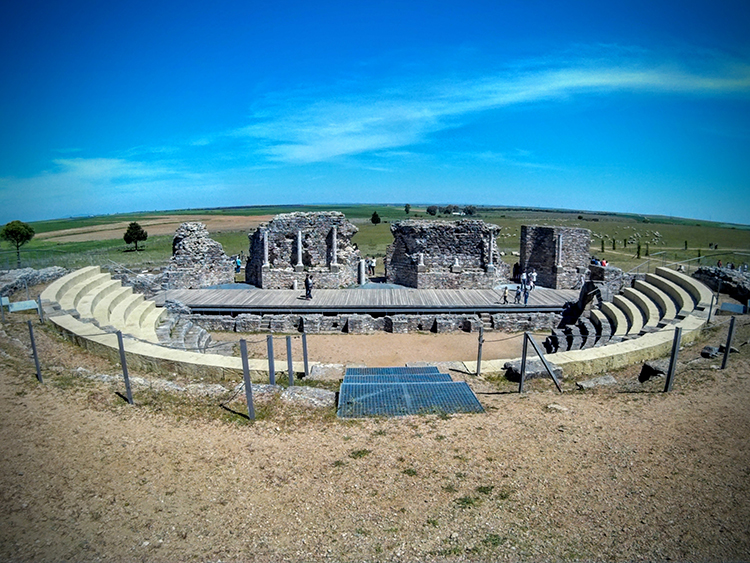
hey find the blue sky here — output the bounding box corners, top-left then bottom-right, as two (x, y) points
(1, 0), (749, 224)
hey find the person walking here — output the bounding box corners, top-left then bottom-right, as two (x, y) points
(304, 274), (313, 300)
(514, 285), (522, 304)
(502, 286), (509, 304)
(530, 269), (537, 291)
(520, 270), (527, 291)
(523, 286), (530, 306)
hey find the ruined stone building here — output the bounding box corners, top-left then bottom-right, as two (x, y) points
(169, 222), (235, 289)
(519, 225), (591, 289)
(385, 220), (509, 289)
(246, 212), (361, 289)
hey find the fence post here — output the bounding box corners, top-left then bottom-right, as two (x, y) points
(663, 327), (682, 393)
(266, 335), (276, 385)
(286, 335), (294, 386)
(721, 316), (736, 370)
(116, 331), (134, 404)
(519, 332), (529, 393)
(707, 294), (715, 324)
(476, 325), (484, 376)
(37, 295), (44, 324)
(27, 320), (42, 383)
(302, 332), (309, 378)
(240, 339), (255, 420)
(0, 298), (5, 323)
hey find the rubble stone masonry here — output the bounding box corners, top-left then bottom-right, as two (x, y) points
(386, 220), (510, 289)
(246, 212), (361, 289)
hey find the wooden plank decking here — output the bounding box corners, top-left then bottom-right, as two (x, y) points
(154, 286), (579, 314)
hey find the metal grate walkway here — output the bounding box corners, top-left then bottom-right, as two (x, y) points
(337, 366), (484, 418)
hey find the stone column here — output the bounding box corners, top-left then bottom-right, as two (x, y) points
(417, 252), (426, 273)
(262, 229), (269, 268)
(331, 226), (338, 265)
(295, 230), (304, 272)
(486, 235), (496, 274)
(358, 259), (366, 285)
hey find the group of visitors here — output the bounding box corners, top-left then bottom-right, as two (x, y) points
(365, 257), (377, 276)
(590, 257), (607, 267)
(500, 268), (535, 306)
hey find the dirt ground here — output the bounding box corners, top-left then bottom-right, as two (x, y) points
(36, 215), (271, 243)
(1, 286), (750, 562)
(210, 330), (534, 367)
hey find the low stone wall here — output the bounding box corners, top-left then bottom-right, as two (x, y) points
(0, 266), (68, 297)
(187, 311), (560, 335)
(693, 266), (750, 304)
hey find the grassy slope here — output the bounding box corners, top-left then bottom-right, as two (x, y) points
(7, 205), (750, 272)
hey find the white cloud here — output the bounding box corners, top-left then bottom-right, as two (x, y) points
(235, 54), (750, 164)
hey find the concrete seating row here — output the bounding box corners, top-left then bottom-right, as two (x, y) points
(41, 266), (166, 342)
(40, 266), (298, 378)
(549, 266), (713, 353)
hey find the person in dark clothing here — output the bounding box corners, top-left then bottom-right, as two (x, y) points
(304, 274), (313, 300)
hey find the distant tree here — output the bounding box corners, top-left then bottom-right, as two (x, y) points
(440, 204), (459, 215)
(404, 204), (411, 214)
(124, 222), (148, 251)
(426, 205), (438, 216)
(0, 220), (35, 268)
(370, 211), (381, 225)
(463, 205), (477, 216)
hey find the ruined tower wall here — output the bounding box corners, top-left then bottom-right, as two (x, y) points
(519, 226), (591, 289)
(169, 222), (235, 289)
(246, 212), (360, 289)
(386, 220), (510, 289)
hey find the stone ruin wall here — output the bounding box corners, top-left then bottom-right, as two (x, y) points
(168, 222), (234, 289)
(246, 212), (360, 289)
(386, 220), (510, 289)
(188, 310), (560, 335)
(520, 226), (591, 289)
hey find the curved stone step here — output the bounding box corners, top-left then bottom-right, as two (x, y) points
(77, 279), (121, 320)
(621, 287), (661, 329)
(589, 309), (613, 346)
(613, 294), (643, 335)
(110, 293), (145, 329)
(578, 317), (597, 349)
(135, 306), (167, 342)
(123, 300), (155, 336)
(93, 286), (133, 327)
(645, 273), (692, 318)
(655, 267), (713, 310)
(41, 266), (100, 304)
(633, 280), (676, 323)
(601, 302), (628, 336)
(59, 272), (111, 312)
(564, 325), (584, 351)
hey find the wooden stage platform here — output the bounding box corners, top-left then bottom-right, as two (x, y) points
(154, 286), (579, 315)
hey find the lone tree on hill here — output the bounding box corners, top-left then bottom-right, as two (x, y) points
(404, 203), (411, 214)
(426, 205), (438, 216)
(124, 222), (148, 251)
(370, 211), (381, 225)
(0, 220), (35, 268)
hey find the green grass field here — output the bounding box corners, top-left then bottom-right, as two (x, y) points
(6, 204), (749, 273)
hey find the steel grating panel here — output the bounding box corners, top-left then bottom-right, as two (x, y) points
(337, 382), (484, 418)
(343, 374), (453, 384)
(345, 366), (440, 376)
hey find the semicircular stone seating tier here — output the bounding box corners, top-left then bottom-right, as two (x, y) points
(526, 266), (714, 377)
(39, 266), (289, 379)
(42, 266), (714, 382)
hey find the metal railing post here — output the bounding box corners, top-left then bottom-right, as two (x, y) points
(302, 332), (309, 378)
(116, 331), (133, 404)
(519, 333), (529, 393)
(663, 327), (682, 393)
(266, 335), (275, 385)
(286, 335), (294, 386)
(721, 317), (736, 370)
(28, 320), (42, 383)
(476, 325), (484, 376)
(240, 339), (255, 420)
